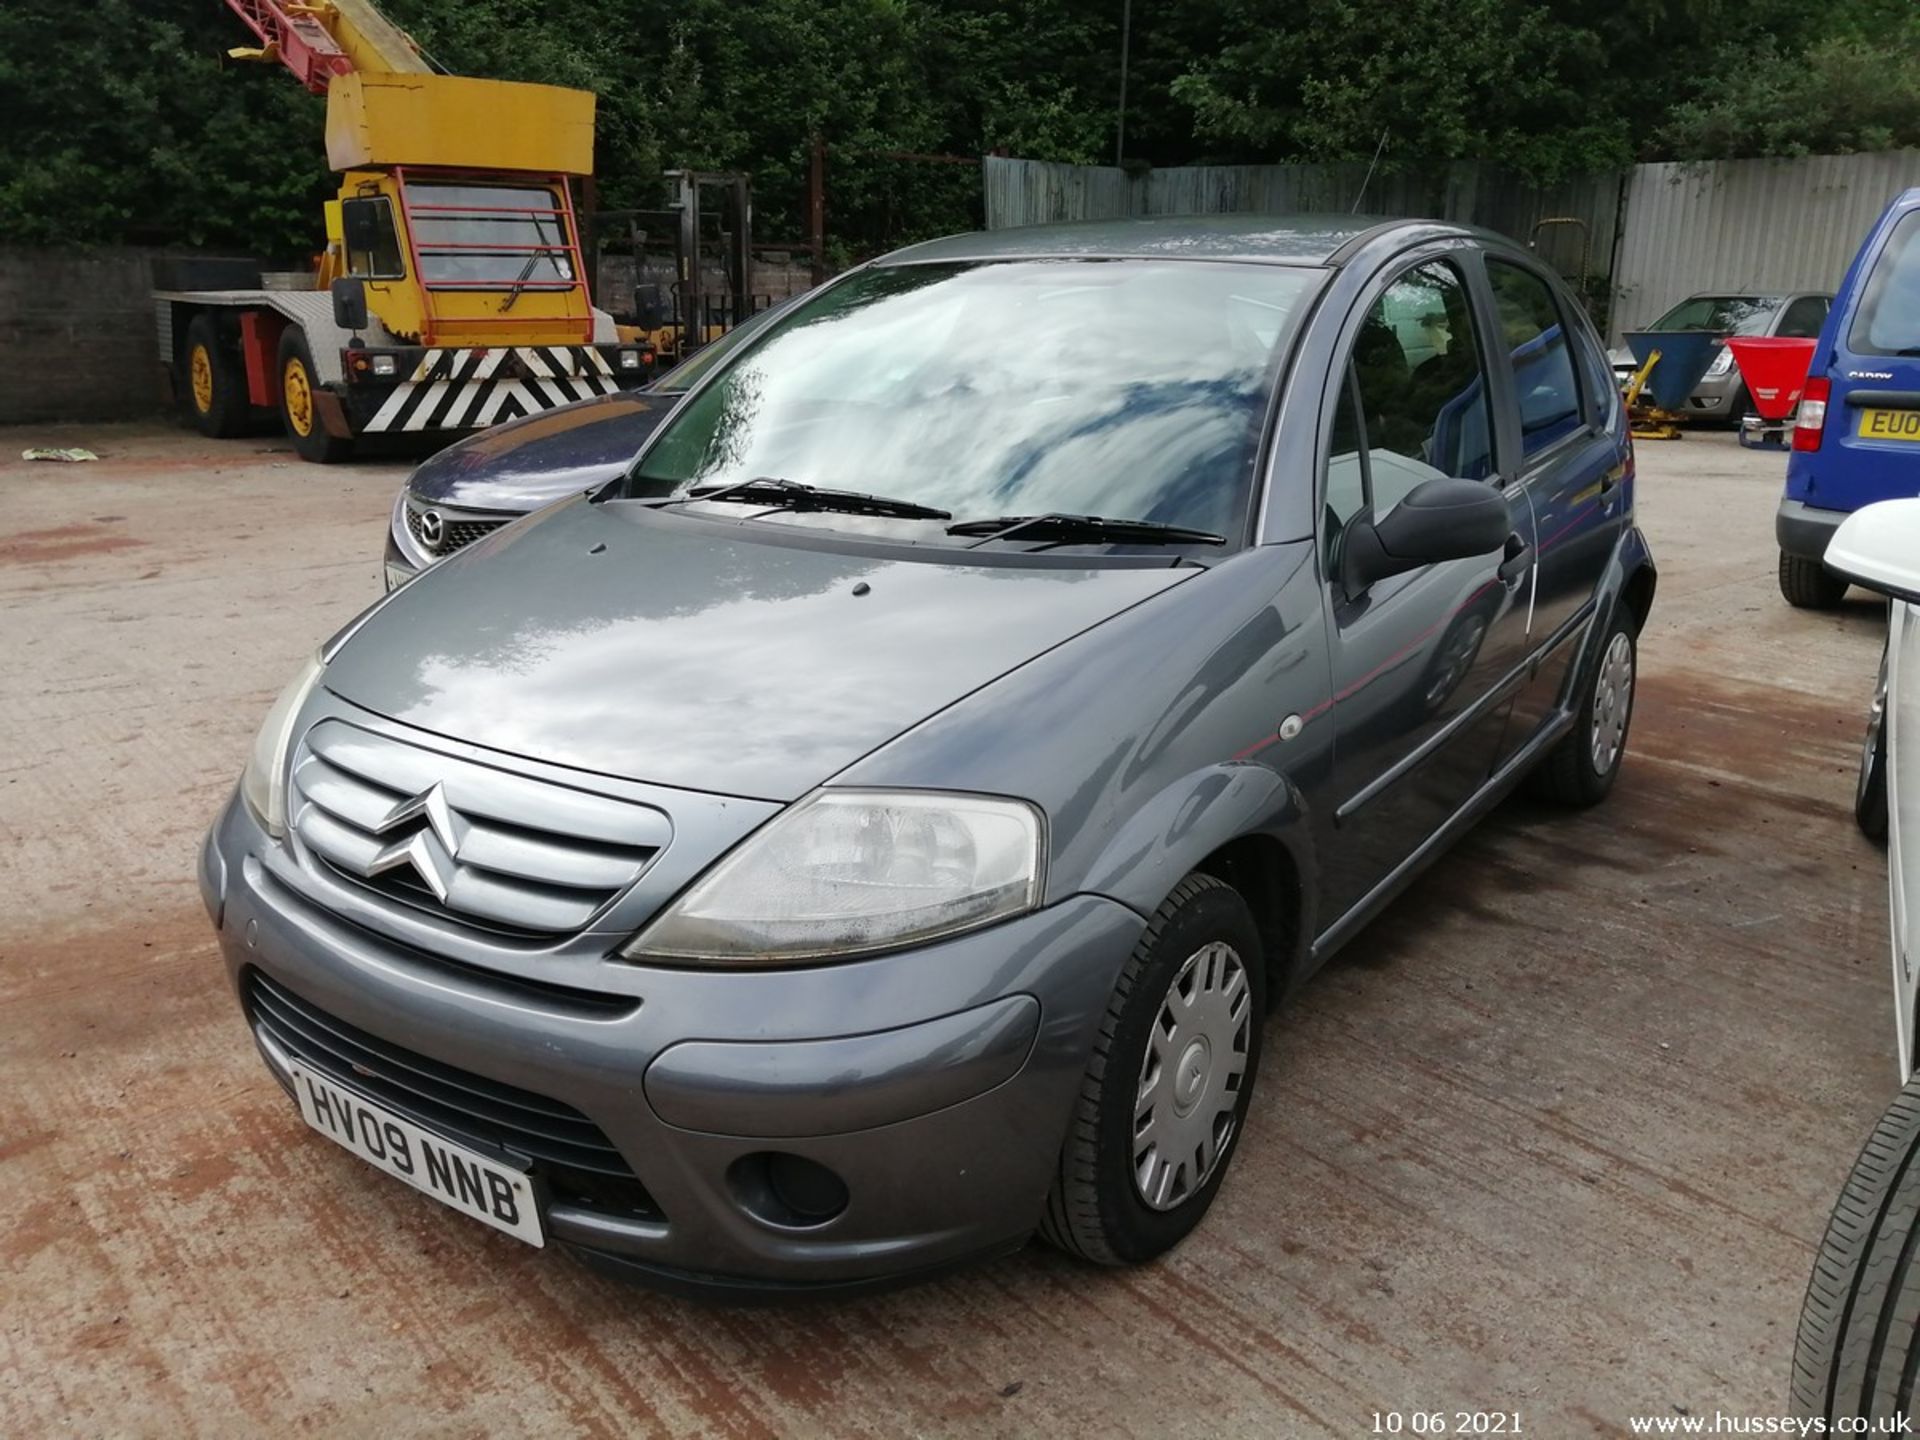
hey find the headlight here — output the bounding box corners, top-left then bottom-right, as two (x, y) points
(1706, 345), (1733, 378)
(617, 349), (643, 371)
(370, 354), (398, 377)
(623, 790), (1044, 966)
(239, 652), (325, 838)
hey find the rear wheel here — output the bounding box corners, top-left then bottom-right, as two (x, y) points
(1781, 550), (1849, 609)
(1792, 1081), (1920, 1425)
(179, 314), (246, 438)
(1040, 873), (1266, 1265)
(278, 328), (352, 464)
(1528, 612), (1636, 806)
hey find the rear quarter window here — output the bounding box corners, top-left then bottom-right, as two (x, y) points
(1851, 211), (1920, 357)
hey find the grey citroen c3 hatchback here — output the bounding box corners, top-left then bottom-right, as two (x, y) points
(201, 215), (1654, 1294)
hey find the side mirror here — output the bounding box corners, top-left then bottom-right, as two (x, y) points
(331, 276), (368, 335)
(1826, 498), (1920, 604)
(1343, 477), (1511, 591)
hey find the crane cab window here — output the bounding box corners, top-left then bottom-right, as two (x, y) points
(405, 183), (576, 292)
(342, 197), (404, 280)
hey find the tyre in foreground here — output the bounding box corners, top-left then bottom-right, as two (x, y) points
(1041, 873), (1266, 1265)
(1792, 1081), (1920, 1424)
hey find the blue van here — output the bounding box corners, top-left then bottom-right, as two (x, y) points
(1778, 187), (1920, 608)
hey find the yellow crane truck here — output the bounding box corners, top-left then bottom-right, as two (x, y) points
(157, 0), (653, 461)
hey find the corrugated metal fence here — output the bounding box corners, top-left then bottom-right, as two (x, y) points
(986, 150), (1920, 341)
(983, 156), (1623, 290)
(1611, 151), (1920, 338)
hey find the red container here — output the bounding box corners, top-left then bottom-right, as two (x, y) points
(1725, 337), (1819, 421)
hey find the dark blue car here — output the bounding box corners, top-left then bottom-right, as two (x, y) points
(383, 306), (787, 590)
(1778, 187), (1920, 607)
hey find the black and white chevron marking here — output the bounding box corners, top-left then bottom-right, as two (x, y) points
(362, 346), (620, 433)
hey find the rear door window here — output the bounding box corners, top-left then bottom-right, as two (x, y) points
(1851, 211), (1920, 357)
(1488, 261), (1584, 460)
(1776, 296), (1828, 339)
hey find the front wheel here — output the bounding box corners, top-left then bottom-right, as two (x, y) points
(1528, 613), (1636, 806)
(1857, 645), (1890, 843)
(1792, 1082), (1920, 1424)
(277, 328), (353, 464)
(1040, 873), (1266, 1266)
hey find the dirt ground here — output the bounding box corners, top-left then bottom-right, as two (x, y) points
(0, 421), (1895, 1437)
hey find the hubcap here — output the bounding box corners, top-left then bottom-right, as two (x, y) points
(189, 344), (214, 414)
(1133, 941), (1251, 1211)
(1590, 631), (1634, 776)
(283, 357), (314, 438)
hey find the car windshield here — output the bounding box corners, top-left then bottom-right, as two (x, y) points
(1649, 295), (1777, 335)
(628, 259), (1318, 538)
(1852, 211), (1920, 357)
(654, 306), (782, 394)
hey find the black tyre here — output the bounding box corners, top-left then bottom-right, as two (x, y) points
(1791, 1081), (1920, 1425)
(1527, 611), (1637, 807)
(179, 314), (247, 438)
(1781, 550), (1850, 609)
(1040, 873), (1266, 1265)
(277, 328), (353, 464)
(1858, 645), (1891, 844)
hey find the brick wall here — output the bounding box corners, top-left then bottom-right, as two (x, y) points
(0, 246), (176, 425)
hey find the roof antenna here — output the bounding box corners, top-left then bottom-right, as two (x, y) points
(1351, 129), (1389, 213)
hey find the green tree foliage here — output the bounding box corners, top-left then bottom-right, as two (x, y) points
(1659, 8), (1920, 159)
(0, 0), (1911, 258)
(0, 0), (331, 254)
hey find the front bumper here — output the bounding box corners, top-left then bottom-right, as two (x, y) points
(200, 792), (1143, 1294)
(1777, 497), (1850, 561)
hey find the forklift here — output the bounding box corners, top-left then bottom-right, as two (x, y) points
(591, 171), (763, 368)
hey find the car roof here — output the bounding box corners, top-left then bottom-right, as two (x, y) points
(1681, 291), (1831, 302)
(875, 214), (1491, 269)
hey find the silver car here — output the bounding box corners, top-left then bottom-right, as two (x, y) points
(1609, 291), (1832, 420)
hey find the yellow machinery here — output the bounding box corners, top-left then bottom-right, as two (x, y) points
(1623, 350), (1685, 441)
(153, 0), (654, 461)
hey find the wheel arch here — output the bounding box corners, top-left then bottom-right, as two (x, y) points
(1556, 526), (1657, 712)
(1074, 762), (1318, 1008)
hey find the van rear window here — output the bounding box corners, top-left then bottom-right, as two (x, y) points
(1851, 211), (1920, 357)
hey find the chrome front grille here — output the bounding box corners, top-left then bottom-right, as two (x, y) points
(290, 720), (670, 937)
(404, 503), (510, 556)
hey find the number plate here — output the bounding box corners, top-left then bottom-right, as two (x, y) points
(288, 1060), (545, 1247)
(1857, 407), (1920, 442)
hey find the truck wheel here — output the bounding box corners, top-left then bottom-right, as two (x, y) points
(1780, 551), (1849, 609)
(180, 314), (247, 438)
(1040, 873), (1266, 1265)
(1791, 1080), (1920, 1425)
(1528, 612), (1636, 807)
(1857, 645), (1891, 843)
(277, 328), (352, 463)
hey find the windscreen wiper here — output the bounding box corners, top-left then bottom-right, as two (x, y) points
(651, 476), (952, 521)
(946, 512), (1226, 547)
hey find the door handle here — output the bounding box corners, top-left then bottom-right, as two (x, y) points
(1497, 532), (1533, 585)
(1600, 464), (1624, 494)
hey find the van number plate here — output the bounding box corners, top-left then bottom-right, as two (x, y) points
(1858, 408), (1920, 442)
